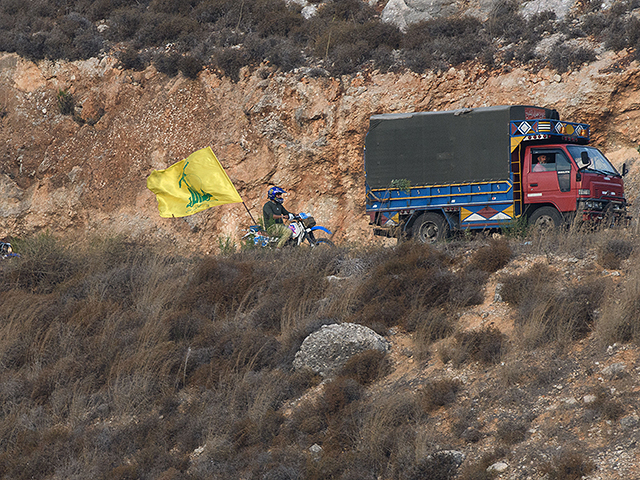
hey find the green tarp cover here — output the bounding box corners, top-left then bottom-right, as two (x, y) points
(364, 105), (559, 189)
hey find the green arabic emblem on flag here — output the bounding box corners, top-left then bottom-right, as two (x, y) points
(179, 161), (214, 208)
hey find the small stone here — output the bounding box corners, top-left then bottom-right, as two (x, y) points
(620, 415), (639, 428)
(309, 443), (322, 454)
(487, 461), (509, 473)
(602, 362), (626, 377)
(584, 394), (597, 404)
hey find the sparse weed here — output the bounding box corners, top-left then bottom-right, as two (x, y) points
(587, 386), (625, 421)
(501, 215), (529, 238)
(541, 449), (595, 480)
(217, 234), (237, 255)
(56, 89), (75, 116)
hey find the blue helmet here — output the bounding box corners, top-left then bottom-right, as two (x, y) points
(268, 186), (286, 203)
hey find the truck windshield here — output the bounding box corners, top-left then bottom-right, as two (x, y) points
(567, 145), (619, 176)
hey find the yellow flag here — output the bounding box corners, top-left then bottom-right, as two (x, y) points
(147, 147), (242, 218)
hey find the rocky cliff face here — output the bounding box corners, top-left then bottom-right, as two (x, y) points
(2, 50), (640, 251)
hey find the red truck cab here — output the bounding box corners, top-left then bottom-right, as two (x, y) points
(522, 144), (627, 226)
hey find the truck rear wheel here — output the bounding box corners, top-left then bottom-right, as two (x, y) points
(529, 207), (563, 232)
(412, 212), (448, 243)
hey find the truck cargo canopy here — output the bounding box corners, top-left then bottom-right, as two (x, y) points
(365, 105), (559, 189)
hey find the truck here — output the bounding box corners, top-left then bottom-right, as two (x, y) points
(364, 105), (629, 242)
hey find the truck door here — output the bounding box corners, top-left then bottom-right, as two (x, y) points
(524, 148), (575, 211)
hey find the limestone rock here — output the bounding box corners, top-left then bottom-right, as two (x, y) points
(293, 323), (390, 377)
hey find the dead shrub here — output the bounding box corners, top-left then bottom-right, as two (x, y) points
(178, 55), (203, 79)
(289, 398), (327, 435)
(498, 263), (556, 306)
(516, 276), (607, 348)
(596, 273), (640, 345)
(597, 237), (633, 270)
(457, 448), (506, 480)
(445, 326), (507, 367)
(117, 46), (146, 70)
(338, 349), (391, 385)
(214, 47), (249, 82)
(588, 386), (625, 421)
(548, 43), (597, 73)
(540, 449), (595, 480)
(323, 377), (363, 414)
(410, 309), (457, 361)
(406, 451), (461, 480)
(485, 0), (526, 42)
(402, 15), (489, 70)
(180, 256), (259, 316)
(419, 378), (461, 412)
(467, 238), (512, 273)
(495, 418), (527, 444)
(500, 263), (606, 348)
(4, 233), (82, 293)
(154, 52), (181, 76)
(353, 242), (485, 330)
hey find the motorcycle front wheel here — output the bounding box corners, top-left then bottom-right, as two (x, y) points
(313, 238), (335, 248)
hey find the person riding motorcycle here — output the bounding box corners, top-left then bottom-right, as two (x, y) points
(263, 186), (294, 247)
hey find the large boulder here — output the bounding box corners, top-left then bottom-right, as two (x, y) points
(293, 323), (390, 377)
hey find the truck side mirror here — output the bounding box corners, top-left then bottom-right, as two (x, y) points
(580, 151), (591, 168)
(622, 163), (629, 176)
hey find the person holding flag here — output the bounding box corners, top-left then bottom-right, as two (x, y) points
(263, 186), (294, 248)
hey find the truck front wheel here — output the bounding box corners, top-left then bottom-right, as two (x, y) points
(529, 207), (563, 232)
(412, 212), (449, 243)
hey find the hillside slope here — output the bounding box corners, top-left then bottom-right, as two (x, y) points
(2, 49), (640, 250)
(1, 232), (640, 479)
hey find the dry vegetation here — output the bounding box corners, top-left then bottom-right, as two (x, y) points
(1, 225), (640, 479)
(3, 0), (640, 80)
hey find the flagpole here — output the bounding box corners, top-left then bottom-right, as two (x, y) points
(242, 202), (257, 224)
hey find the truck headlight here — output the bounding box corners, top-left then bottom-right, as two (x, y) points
(578, 189), (590, 196)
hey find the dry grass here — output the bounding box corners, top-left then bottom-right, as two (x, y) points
(0, 228), (636, 479)
(541, 448), (595, 480)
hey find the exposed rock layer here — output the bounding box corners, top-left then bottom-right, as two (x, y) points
(2, 51), (640, 251)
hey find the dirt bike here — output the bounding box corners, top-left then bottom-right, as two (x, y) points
(0, 242), (19, 260)
(243, 213), (335, 248)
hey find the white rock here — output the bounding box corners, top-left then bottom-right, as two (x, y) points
(487, 461), (509, 473)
